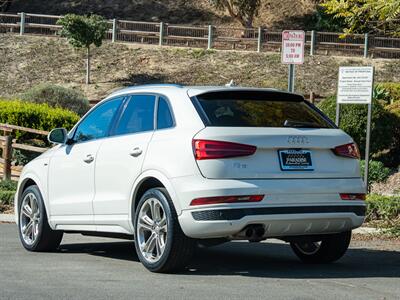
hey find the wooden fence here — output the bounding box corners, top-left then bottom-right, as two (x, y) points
(1, 12), (400, 59)
(0, 123), (49, 180)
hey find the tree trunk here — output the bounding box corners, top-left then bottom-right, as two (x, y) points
(86, 46), (90, 84)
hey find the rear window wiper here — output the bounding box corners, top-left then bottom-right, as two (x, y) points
(283, 120), (325, 128)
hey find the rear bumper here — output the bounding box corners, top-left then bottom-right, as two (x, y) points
(171, 175), (366, 238)
(179, 206), (365, 239)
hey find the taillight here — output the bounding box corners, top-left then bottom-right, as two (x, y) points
(193, 139), (257, 160)
(190, 195), (264, 206)
(340, 193), (366, 201)
(332, 143), (360, 159)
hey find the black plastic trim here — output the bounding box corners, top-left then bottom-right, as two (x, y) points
(191, 205), (366, 221)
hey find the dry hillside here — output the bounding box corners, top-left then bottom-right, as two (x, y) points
(1, 34), (399, 101)
(7, 0), (317, 29)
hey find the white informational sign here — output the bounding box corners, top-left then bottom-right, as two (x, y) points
(337, 66), (374, 104)
(281, 30), (305, 65)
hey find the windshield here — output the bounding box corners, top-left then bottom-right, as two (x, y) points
(193, 91), (334, 128)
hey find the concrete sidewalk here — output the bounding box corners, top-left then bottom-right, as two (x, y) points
(0, 214), (15, 223)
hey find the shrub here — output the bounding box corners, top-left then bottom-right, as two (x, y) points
(360, 160), (391, 185)
(317, 96), (397, 156)
(21, 84), (90, 116)
(0, 191), (15, 206)
(377, 82), (400, 103)
(386, 102), (400, 118)
(375, 102), (400, 167)
(0, 180), (17, 211)
(366, 194), (400, 236)
(0, 100), (80, 141)
(0, 180), (17, 191)
(373, 85), (391, 104)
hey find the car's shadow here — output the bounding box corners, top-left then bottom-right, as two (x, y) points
(59, 240), (400, 279)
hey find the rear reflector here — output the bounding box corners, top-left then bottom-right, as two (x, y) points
(333, 143), (360, 159)
(190, 195), (264, 206)
(340, 193), (366, 201)
(193, 139), (257, 160)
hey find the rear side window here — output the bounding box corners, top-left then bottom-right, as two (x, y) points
(157, 97), (174, 129)
(194, 91), (333, 128)
(115, 95), (156, 135)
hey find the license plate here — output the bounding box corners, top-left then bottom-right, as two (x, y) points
(278, 149), (314, 171)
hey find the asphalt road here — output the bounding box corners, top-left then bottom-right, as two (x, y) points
(0, 224), (399, 300)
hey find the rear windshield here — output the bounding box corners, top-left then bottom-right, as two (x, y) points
(193, 91), (334, 128)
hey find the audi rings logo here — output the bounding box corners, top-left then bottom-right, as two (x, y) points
(287, 136), (309, 145)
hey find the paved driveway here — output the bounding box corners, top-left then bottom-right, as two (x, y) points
(0, 224), (399, 299)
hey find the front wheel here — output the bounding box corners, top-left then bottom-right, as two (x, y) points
(18, 185), (63, 252)
(290, 231), (352, 264)
(134, 188), (195, 273)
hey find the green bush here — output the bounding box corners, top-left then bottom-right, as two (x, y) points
(386, 102), (400, 118)
(377, 82), (400, 103)
(366, 194), (400, 236)
(0, 180), (17, 191)
(0, 180), (16, 211)
(318, 96), (398, 156)
(0, 191), (15, 206)
(373, 85), (391, 104)
(374, 102), (400, 168)
(21, 84), (90, 116)
(360, 160), (391, 186)
(0, 100), (80, 141)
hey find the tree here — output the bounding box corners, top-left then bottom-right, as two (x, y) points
(57, 14), (108, 84)
(209, 0), (261, 28)
(321, 0), (400, 36)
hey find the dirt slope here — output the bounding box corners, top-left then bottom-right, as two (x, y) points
(1, 34), (399, 101)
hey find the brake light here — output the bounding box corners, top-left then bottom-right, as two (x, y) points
(190, 195), (264, 206)
(332, 143), (360, 159)
(193, 139), (257, 160)
(340, 193), (366, 201)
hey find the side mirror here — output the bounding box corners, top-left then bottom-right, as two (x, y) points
(48, 128), (68, 145)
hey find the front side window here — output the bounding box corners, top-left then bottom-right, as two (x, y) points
(114, 95), (156, 135)
(73, 98), (123, 143)
(157, 97), (174, 129)
(194, 91), (334, 128)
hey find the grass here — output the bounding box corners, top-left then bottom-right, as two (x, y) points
(0, 180), (16, 213)
(1, 35), (399, 102)
(366, 194), (400, 237)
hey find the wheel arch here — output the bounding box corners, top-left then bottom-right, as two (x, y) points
(129, 170), (181, 231)
(15, 173), (48, 225)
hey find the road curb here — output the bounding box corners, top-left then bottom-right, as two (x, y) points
(353, 227), (380, 234)
(0, 214), (15, 223)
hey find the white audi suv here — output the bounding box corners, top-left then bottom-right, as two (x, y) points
(15, 85), (366, 272)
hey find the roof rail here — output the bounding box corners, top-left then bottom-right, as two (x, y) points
(110, 84), (183, 95)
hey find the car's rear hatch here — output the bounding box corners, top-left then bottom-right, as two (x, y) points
(190, 89), (361, 180)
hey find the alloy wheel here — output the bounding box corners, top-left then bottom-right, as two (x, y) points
(136, 198), (168, 263)
(20, 192), (41, 246)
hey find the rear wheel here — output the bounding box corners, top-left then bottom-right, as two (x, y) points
(290, 231), (351, 264)
(18, 185), (63, 252)
(134, 188), (195, 273)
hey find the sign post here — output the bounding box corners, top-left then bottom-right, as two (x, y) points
(336, 66), (374, 190)
(282, 30), (305, 92)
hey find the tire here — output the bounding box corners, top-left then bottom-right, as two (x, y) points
(290, 231), (351, 264)
(134, 188), (195, 273)
(18, 185), (63, 252)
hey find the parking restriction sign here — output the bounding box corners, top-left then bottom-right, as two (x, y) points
(281, 30), (305, 65)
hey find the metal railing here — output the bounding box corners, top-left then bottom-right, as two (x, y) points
(1, 12), (400, 58)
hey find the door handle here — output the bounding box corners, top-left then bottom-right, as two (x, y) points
(83, 154), (94, 163)
(130, 147), (143, 157)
